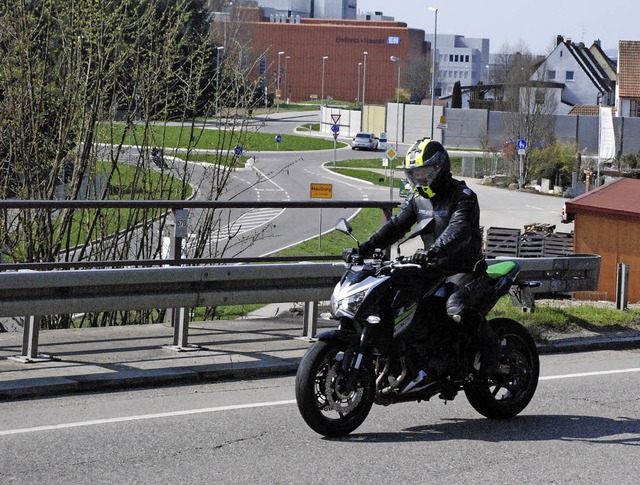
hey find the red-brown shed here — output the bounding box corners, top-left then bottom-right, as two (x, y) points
(565, 178), (640, 302)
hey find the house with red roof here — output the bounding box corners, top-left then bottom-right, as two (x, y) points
(564, 178), (640, 302)
(616, 40), (640, 117)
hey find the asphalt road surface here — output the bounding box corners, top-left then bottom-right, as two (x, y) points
(1, 349), (638, 484)
(218, 111), (570, 257)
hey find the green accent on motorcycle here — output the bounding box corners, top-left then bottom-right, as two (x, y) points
(394, 303), (418, 326)
(486, 261), (517, 279)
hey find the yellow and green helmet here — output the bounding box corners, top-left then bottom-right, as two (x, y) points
(403, 139), (451, 198)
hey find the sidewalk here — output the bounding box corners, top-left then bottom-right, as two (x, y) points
(1, 309), (640, 400)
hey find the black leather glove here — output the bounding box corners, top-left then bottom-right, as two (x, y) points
(410, 248), (429, 265)
(342, 247), (358, 263)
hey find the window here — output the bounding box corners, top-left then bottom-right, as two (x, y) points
(465, 55), (469, 62)
(455, 55), (459, 62)
(449, 54), (453, 62)
(565, 71), (575, 81)
(630, 99), (640, 117)
(548, 70), (556, 80)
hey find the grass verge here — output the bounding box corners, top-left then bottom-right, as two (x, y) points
(98, 123), (346, 152)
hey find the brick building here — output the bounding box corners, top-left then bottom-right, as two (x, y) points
(233, 8), (430, 104)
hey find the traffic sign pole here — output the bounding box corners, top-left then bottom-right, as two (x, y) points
(331, 124), (339, 168)
(517, 139), (527, 191)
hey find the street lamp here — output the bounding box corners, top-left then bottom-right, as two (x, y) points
(216, 46), (224, 116)
(390, 56), (401, 151)
(357, 62), (362, 104)
(277, 51), (284, 112)
(321, 56), (328, 107)
(428, 6), (438, 140)
(390, 56), (402, 201)
(362, 51), (368, 130)
(285, 55), (290, 103)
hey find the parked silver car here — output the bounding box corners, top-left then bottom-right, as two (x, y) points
(351, 132), (378, 150)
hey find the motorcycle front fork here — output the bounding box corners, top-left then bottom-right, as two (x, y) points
(341, 324), (373, 390)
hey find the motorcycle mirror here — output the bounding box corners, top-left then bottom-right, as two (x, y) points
(335, 218), (359, 245)
(397, 217), (434, 255)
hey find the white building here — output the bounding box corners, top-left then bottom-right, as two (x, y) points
(530, 36), (616, 115)
(251, 0), (357, 19)
(426, 34), (490, 98)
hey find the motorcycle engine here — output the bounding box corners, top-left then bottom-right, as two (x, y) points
(425, 348), (457, 378)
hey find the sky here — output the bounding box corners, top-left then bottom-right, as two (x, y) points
(357, 0), (638, 56)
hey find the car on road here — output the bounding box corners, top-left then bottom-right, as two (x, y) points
(351, 132), (378, 150)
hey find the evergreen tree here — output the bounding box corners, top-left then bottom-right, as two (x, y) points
(451, 81), (462, 108)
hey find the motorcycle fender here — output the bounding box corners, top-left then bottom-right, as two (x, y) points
(315, 329), (359, 346)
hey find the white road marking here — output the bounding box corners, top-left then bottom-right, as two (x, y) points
(0, 400), (297, 437)
(3, 369), (639, 437)
(540, 367), (640, 380)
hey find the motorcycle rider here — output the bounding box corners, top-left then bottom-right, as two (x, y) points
(342, 138), (497, 383)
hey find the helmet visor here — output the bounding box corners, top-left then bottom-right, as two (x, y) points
(404, 153), (446, 188)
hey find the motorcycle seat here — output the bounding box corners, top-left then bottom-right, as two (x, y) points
(486, 260), (518, 279)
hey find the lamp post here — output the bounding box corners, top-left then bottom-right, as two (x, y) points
(216, 46), (224, 116)
(390, 56), (402, 201)
(357, 62), (362, 104)
(362, 51), (368, 130)
(428, 7), (438, 140)
(390, 56), (402, 151)
(285, 55), (290, 103)
(277, 51), (284, 112)
(321, 55), (328, 107)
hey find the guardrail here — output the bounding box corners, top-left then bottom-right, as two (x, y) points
(0, 263), (346, 362)
(0, 255), (601, 363)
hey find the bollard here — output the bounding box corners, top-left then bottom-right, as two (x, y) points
(616, 263), (629, 311)
(302, 301), (318, 340)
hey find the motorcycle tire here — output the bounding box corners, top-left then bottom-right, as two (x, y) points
(295, 339), (375, 437)
(464, 317), (539, 419)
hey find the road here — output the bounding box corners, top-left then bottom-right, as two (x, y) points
(218, 111), (570, 257)
(1, 349), (638, 484)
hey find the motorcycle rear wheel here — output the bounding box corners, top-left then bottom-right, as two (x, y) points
(295, 340), (375, 437)
(464, 317), (539, 419)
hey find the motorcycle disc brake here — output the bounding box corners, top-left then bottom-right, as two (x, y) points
(324, 365), (363, 414)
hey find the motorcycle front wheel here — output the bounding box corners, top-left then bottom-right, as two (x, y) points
(295, 340), (375, 437)
(464, 317), (539, 419)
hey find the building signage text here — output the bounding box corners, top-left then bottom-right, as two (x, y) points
(336, 36), (387, 45)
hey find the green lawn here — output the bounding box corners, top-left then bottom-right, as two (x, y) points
(97, 123), (346, 152)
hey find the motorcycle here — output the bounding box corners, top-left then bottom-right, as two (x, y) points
(295, 218), (540, 437)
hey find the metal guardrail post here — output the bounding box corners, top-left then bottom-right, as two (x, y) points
(616, 263), (630, 311)
(302, 301), (318, 340)
(8, 315), (54, 363)
(163, 308), (202, 352)
(164, 208), (201, 351)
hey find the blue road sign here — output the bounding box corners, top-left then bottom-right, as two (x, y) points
(517, 139), (527, 150)
(331, 124), (339, 133)
(275, 135), (282, 143)
(234, 145), (243, 155)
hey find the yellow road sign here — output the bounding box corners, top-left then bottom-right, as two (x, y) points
(385, 147), (397, 160)
(310, 183), (333, 199)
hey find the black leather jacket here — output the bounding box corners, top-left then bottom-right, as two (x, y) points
(360, 178), (484, 275)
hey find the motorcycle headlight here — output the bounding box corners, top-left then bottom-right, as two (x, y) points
(331, 289), (368, 317)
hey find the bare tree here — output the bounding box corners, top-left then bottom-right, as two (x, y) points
(405, 57), (431, 104)
(495, 43), (556, 188)
(0, 0), (283, 327)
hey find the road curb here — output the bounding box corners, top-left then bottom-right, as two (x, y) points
(2, 335), (639, 400)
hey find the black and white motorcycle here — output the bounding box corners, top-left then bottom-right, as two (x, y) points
(295, 218), (539, 437)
